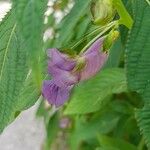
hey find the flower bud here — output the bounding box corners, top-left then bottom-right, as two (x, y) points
(103, 30), (120, 51)
(90, 0), (115, 25)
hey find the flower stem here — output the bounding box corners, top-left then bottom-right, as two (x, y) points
(80, 21), (118, 54)
(138, 136), (145, 150)
(71, 25), (109, 50)
(113, 0), (133, 29)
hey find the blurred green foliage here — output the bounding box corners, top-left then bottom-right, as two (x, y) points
(0, 0), (150, 150)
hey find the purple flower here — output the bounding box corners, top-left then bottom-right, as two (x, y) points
(59, 117), (70, 129)
(42, 38), (108, 107)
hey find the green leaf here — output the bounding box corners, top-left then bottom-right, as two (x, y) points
(16, 77), (40, 111)
(55, 0), (91, 47)
(70, 113), (120, 150)
(98, 135), (137, 150)
(110, 100), (134, 115)
(113, 0), (133, 29)
(0, 9), (41, 132)
(96, 147), (118, 150)
(105, 38), (123, 68)
(0, 10), (28, 132)
(136, 105), (150, 148)
(12, 0), (48, 89)
(36, 100), (47, 118)
(44, 113), (59, 150)
(126, 0), (150, 101)
(64, 68), (127, 115)
(75, 16), (91, 39)
(126, 0), (150, 147)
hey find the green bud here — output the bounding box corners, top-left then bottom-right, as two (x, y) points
(90, 0), (115, 25)
(103, 30), (120, 51)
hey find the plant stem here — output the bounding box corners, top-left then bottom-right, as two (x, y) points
(138, 136), (145, 150)
(80, 21), (118, 54)
(71, 25), (109, 50)
(113, 0), (133, 29)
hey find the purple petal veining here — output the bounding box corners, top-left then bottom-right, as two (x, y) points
(42, 80), (72, 107)
(48, 48), (76, 71)
(80, 38), (108, 80)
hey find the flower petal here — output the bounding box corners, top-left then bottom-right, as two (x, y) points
(42, 80), (72, 107)
(47, 48), (76, 71)
(48, 61), (78, 87)
(80, 52), (108, 80)
(42, 80), (57, 105)
(55, 86), (72, 107)
(80, 38), (108, 80)
(83, 37), (104, 55)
